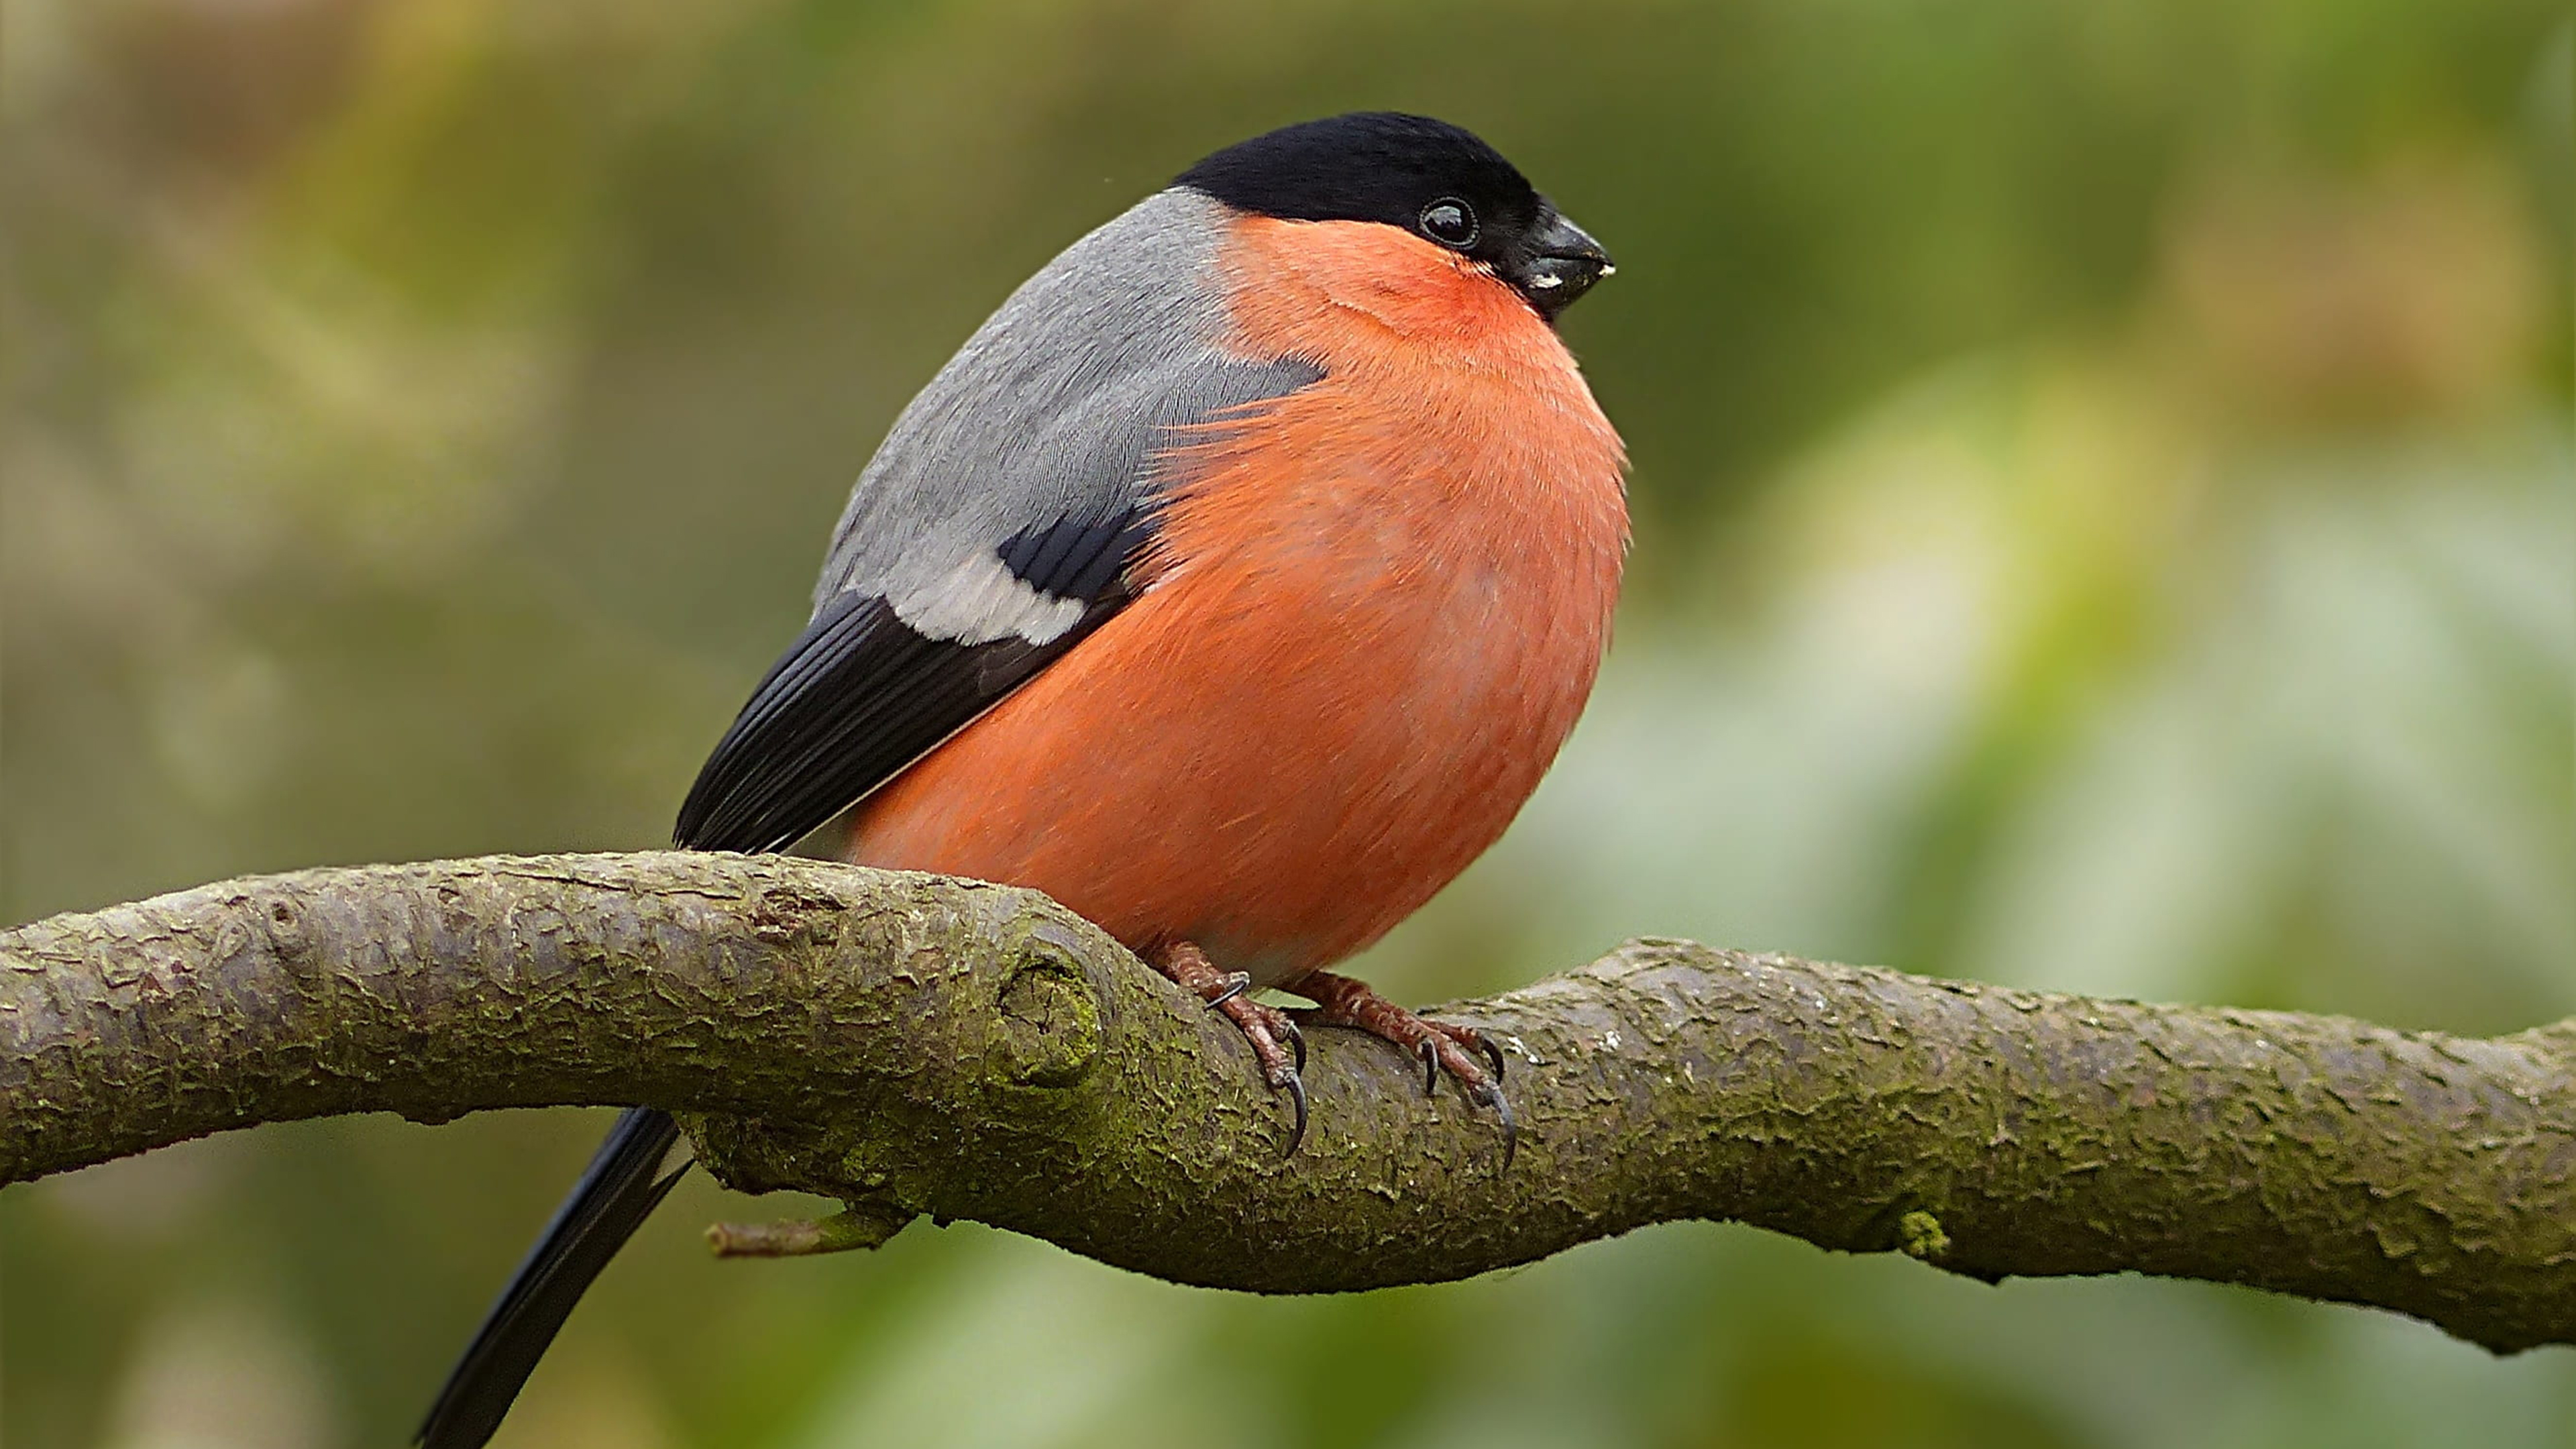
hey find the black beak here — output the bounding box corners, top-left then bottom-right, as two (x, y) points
(1505, 205), (1614, 319)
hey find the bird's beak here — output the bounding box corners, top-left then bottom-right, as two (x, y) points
(1506, 204), (1614, 320)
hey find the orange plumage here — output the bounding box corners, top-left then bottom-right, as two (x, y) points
(845, 217), (1627, 984)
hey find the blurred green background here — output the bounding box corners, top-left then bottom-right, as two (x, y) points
(5, 0), (2571, 1445)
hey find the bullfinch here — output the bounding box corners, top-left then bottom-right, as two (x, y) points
(418, 111), (1624, 1449)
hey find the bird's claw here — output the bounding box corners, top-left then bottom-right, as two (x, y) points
(1154, 944), (1312, 1160)
(1470, 1079), (1518, 1172)
(1277, 1069), (1309, 1159)
(1293, 970), (1523, 1171)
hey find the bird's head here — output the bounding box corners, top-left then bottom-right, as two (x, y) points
(1176, 112), (1613, 322)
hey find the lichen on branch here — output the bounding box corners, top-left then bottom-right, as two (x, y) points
(3, 853), (2569, 1352)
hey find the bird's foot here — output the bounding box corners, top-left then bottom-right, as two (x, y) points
(1154, 941), (1308, 1157)
(1292, 971), (1516, 1169)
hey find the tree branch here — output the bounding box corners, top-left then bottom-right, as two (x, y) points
(4, 853), (2569, 1351)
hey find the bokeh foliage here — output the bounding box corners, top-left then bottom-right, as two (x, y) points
(4, 1), (2569, 1446)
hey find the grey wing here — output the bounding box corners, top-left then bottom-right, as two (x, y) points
(676, 189), (1316, 853)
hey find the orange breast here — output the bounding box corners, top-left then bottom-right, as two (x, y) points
(844, 215), (1627, 983)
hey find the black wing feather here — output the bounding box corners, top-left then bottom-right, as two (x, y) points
(674, 507), (1148, 855)
(673, 590), (1113, 854)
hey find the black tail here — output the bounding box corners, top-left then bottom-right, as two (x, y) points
(417, 1107), (692, 1449)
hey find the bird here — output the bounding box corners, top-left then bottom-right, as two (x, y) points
(417, 111), (1625, 1449)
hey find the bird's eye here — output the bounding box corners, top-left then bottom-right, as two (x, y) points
(1419, 198), (1479, 250)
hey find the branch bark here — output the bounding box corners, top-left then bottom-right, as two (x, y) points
(4, 853), (2569, 1351)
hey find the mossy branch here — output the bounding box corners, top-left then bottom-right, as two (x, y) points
(4, 853), (2569, 1351)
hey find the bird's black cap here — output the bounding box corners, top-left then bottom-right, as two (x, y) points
(1177, 112), (1613, 318)
(1179, 113), (1541, 240)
